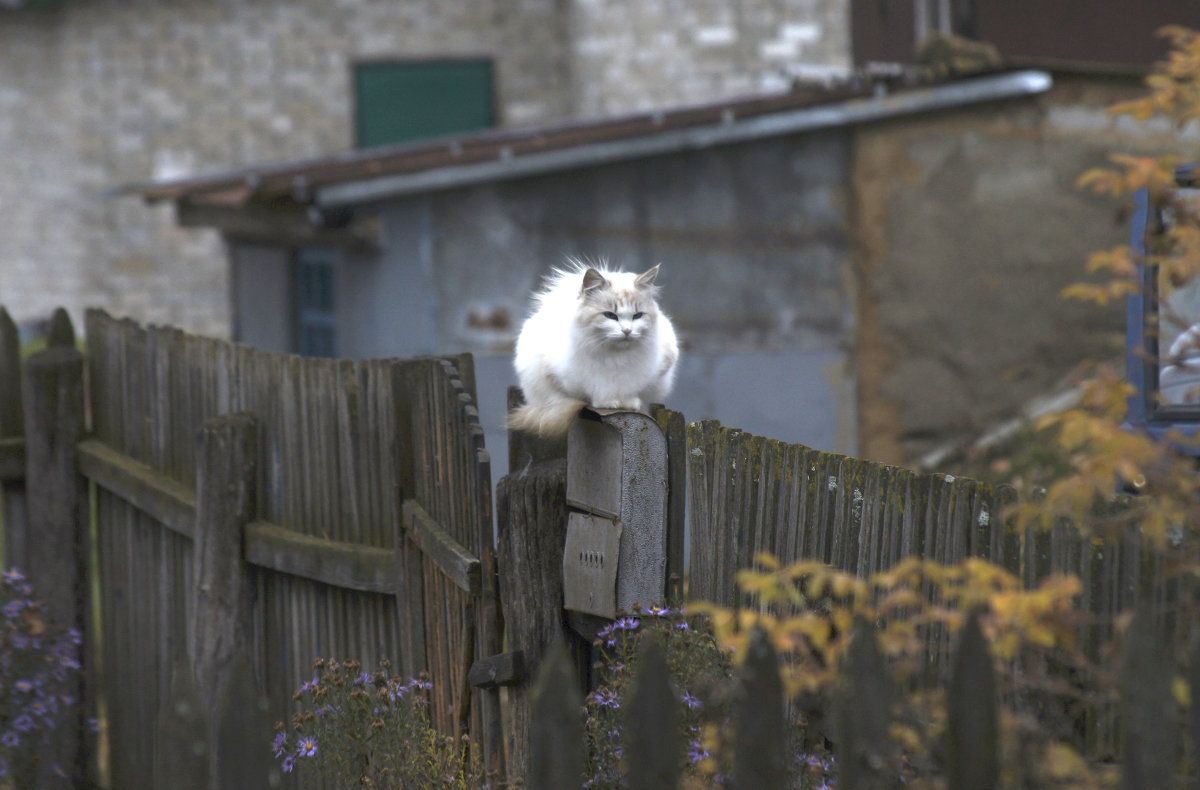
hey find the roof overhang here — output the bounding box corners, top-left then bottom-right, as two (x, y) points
(315, 69), (1052, 209)
(117, 69), (1052, 240)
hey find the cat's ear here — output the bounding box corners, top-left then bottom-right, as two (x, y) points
(635, 264), (661, 289)
(581, 268), (607, 294)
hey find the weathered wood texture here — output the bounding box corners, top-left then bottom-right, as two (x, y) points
(21, 341), (93, 788)
(0, 307), (27, 570)
(495, 460), (592, 783)
(684, 417), (1147, 624)
(79, 309), (496, 787)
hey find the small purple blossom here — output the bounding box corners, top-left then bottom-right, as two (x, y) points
(592, 688), (620, 709)
(296, 735), (318, 758)
(281, 755), (295, 773)
(271, 731), (287, 758)
(681, 691), (701, 710)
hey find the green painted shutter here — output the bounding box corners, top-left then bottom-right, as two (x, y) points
(355, 60), (495, 148)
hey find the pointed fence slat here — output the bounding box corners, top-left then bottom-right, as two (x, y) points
(528, 642), (585, 790)
(1120, 606), (1177, 790)
(835, 617), (895, 790)
(732, 627), (786, 790)
(625, 636), (683, 790)
(947, 610), (998, 790)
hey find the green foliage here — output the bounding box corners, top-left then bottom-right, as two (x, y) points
(273, 659), (486, 789)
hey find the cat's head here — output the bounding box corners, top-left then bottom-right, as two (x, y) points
(576, 265), (661, 345)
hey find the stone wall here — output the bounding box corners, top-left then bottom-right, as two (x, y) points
(0, 0), (849, 338)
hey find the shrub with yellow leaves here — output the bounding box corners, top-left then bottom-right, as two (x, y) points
(692, 554), (1125, 788)
(1032, 25), (1200, 551)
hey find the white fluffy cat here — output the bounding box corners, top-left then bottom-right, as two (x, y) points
(509, 260), (679, 437)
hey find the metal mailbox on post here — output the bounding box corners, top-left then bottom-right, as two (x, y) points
(562, 408), (669, 619)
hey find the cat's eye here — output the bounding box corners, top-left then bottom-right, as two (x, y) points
(633, 312), (644, 320)
(603, 311), (618, 320)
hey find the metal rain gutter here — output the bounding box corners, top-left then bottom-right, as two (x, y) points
(315, 70), (1052, 210)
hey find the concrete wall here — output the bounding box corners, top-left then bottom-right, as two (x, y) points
(0, 0), (848, 338)
(283, 131), (858, 474)
(851, 75), (1189, 465)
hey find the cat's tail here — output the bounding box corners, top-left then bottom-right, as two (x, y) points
(506, 396), (587, 437)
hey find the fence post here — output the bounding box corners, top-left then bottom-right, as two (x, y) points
(625, 635), (682, 790)
(1120, 605), (1175, 790)
(947, 610), (997, 790)
(732, 626), (786, 790)
(190, 413), (270, 789)
(22, 342), (90, 785)
(528, 642), (585, 790)
(495, 459), (588, 782)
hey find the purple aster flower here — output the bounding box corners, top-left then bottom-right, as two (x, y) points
(592, 688), (619, 709)
(14, 679), (32, 694)
(296, 736), (317, 757)
(688, 739), (709, 764)
(1, 731), (18, 748)
(271, 731), (287, 758)
(13, 714), (34, 733)
(281, 755), (295, 773)
(681, 691), (701, 710)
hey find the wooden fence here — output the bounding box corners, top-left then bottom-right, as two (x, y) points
(4, 303), (1196, 788)
(497, 409), (1199, 788)
(0, 308), (500, 788)
(524, 606), (1192, 790)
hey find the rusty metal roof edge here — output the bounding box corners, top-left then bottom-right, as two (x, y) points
(315, 69), (1052, 209)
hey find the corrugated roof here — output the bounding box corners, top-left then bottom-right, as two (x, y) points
(118, 68), (1051, 212)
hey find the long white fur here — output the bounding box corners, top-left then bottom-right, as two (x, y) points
(509, 259), (679, 437)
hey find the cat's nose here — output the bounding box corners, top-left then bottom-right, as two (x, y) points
(622, 327), (632, 336)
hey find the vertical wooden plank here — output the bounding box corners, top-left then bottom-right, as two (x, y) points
(45, 306), (77, 348)
(152, 662), (209, 790)
(946, 610), (998, 790)
(624, 636), (682, 790)
(732, 627), (786, 790)
(0, 307), (26, 570)
(528, 642), (584, 790)
(652, 405), (687, 603)
(191, 414), (264, 790)
(776, 442), (805, 563)
(495, 461), (584, 782)
(215, 657), (276, 790)
(0, 307), (23, 436)
(1120, 606), (1176, 790)
(686, 420), (719, 601)
(834, 617), (895, 790)
(22, 344), (91, 786)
